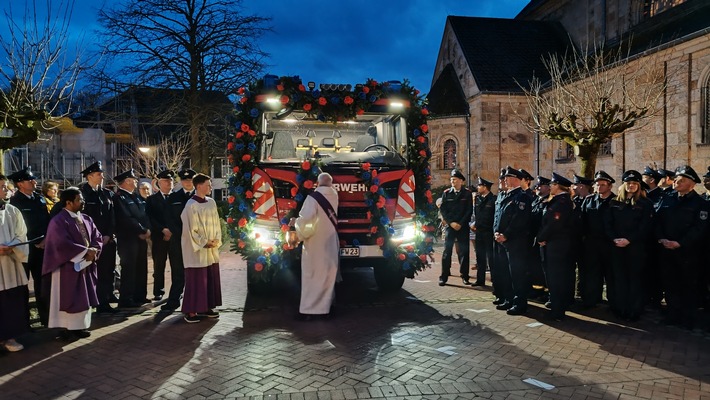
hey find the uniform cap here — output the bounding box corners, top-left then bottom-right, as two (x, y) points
(657, 168), (675, 179)
(593, 170), (615, 183)
(80, 161), (104, 177)
(573, 174), (593, 186)
(498, 168), (506, 180)
(476, 177), (492, 188)
(674, 165), (701, 184)
(156, 169), (175, 180)
(641, 166), (662, 182)
(114, 169), (138, 182)
(550, 172), (572, 187)
(7, 167), (38, 183)
(450, 169), (465, 181)
(178, 168), (197, 180)
(535, 176), (551, 187)
(518, 168), (534, 180)
(621, 170), (643, 183)
(502, 166), (524, 179)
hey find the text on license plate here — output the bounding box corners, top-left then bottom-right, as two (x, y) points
(340, 247), (360, 257)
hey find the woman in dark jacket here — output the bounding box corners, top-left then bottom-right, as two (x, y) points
(537, 173), (576, 321)
(604, 170), (654, 321)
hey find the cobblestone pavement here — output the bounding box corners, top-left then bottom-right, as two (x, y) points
(2, 246), (710, 399)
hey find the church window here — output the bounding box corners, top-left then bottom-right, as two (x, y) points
(442, 138), (457, 169)
(702, 75), (710, 144)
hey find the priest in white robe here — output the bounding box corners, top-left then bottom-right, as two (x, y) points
(0, 175), (30, 352)
(180, 174), (222, 323)
(42, 187), (103, 340)
(292, 172), (339, 319)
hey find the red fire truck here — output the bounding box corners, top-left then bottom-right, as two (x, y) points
(226, 75), (434, 293)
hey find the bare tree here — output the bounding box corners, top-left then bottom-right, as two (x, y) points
(95, 0), (271, 174)
(518, 41), (667, 177)
(126, 132), (192, 179)
(0, 0), (86, 173)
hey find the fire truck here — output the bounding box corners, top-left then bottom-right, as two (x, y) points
(226, 75), (434, 293)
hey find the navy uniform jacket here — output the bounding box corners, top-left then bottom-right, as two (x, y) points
(493, 187), (531, 241)
(79, 182), (116, 237)
(646, 187), (665, 206)
(604, 197), (654, 244)
(581, 193), (615, 240)
(165, 188), (193, 235)
(530, 195), (547, 240)
(654, 190), (709, 249)
(10, 191), (50, 241)
(146, 191), (172, 240)
(473, 192), (496, 232)
(114, 189), (150, 238)
(537, 193), (575, 243)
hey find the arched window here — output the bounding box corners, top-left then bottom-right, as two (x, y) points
(442, 138), (457, 169)
(703, 74), (710, 144)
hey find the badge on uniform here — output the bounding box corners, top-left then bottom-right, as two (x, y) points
(701, 211), (708, 221)
(519, 202), (525, 210)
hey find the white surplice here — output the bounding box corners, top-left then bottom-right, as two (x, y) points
(0, 203), (29, 292)
(295, 186), (339, 314)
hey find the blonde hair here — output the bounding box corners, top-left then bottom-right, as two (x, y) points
(615, 181), (646, 205)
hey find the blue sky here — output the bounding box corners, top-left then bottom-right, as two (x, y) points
(2, 0), (529, 95)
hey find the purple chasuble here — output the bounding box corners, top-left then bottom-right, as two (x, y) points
(42, 210), (104, 313)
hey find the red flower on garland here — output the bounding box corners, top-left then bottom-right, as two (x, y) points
(420, 124), (428, 133)
(227, 142), (235, 150)
(232, 166), (240, 173)
(237, 87), (245, 95)
(344, 96), (354, 105)
(227, 217), (234, 224)
(303, 180), (314, 189)
(376, 197), (386, 208)
(298, 84), (306, 92)
(242, 154), (251, 162)
(370, 80), (378, 87)
(371, 170), (378, 177)
(236, 131), (243, 139)
(366, 211), (372, 219)
(406, 245), (414, 252)
(280, 95), (290, 104)
(357, 109), (364, 115)
(369, 185), (379, 193)
(290, 187), (298, 197)
(280, 224), (288, 232)
(370, 226), (378, 234)
(419, 254), (428, 262)
(240, 97), (248, 104)
(318, 97), (327, 106)
(277, 84), (284, 91)
(302, 160), (311, 170)
(362, 162), (371, 171)
(417, 136), (426, 144)
(398, 253), (406, 261)
(238, 240), (246, 249)
(419, 150), (427, 157)
(303, 103), (312, 111)
(246, 190), (254, 199)
(238, 218), (247, 227)
(248, 129), (256, 137)
(362, 86), (370, 94)
(241, 124), (250, 132)
(254, 263), (263, 272)
(376, 237), (385, 246)
(228, 196), (235, 204)
(421, 108), (429, 115)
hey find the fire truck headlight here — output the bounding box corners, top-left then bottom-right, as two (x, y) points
(391, 224), (416, 243)
(252, 227), (273, 244)
(402, 225), (416, 241)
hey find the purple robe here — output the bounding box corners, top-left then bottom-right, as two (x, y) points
(41, 209), (103, 313)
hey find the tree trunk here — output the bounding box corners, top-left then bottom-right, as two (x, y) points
(189, 125), (210, 174)
(0, 149), (4, 175)
(576, 142), (600, 179)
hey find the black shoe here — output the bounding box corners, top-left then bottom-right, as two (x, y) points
(96, 304), (118, 314)
(71, 329), (91, 339)
(544, 301), (552, 309)
(471, 282), (485, 287)
(438, 278), (447, 286)
(184, 314), (201, 324)
(506, 306), (527, 316)
(160, 303), (179, 311)
(152, 295), (163, 301)
(294, 313), (315, 321)
(108, 294), (120, 303)
(461, 278), (471, 285)
(135, 298), (151, 304)
(496, 301), (512, 311)
(492, 298), (504, 305)
(198, 310), (219, 318)
(546, 312), (564, 322)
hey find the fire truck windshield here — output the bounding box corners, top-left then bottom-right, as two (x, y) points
(259, 111), (409, 166)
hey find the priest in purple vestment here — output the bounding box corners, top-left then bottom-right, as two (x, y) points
(41, 187), (103, 340)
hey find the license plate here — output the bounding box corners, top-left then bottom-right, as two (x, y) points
(340, 247), (360, 257)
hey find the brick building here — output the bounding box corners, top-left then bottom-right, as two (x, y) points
(427, 0), (710, 188)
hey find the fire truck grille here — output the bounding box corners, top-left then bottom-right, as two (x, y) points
(338, 206), (368, 220)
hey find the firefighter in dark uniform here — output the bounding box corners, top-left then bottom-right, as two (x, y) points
(146, 169), (175, 301)
(78, 161), (118, 313)
(471, 177), (495, 287)
(657, 168), (675, 195)
(438, 169), (473, 286)
(655, 166), (709, 329)
(642, 166), (664, 206)
(579, 170), (616, 308)
(493, 167), (532, 315)
(604, 170), (654, 321)
(641, 166), (666, 308)
(530, 176), (551, 301)
(161, 168), (196, 311)
(519, 169), (535, 199)
(537, 173), (576, 321)
(492, 169), (513, 306)
(8, 167), (51, 326)
(113, 169), (151, 308)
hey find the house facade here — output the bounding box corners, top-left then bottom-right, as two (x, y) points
(428, 0), (710, 188)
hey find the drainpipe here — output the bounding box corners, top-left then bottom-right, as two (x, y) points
(465, 114), (471, 183)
